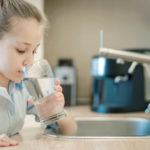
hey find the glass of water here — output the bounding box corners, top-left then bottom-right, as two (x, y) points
(23, 59), (66, 126)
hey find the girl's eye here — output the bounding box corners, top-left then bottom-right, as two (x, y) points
(17, 49), (25, 54)
(17, 49), (37, 55)
(33, 50), (37, 55)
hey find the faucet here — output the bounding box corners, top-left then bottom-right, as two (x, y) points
(99, 48), (150, 113)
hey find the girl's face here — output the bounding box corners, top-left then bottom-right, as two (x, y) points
(0, 17), (43, 83)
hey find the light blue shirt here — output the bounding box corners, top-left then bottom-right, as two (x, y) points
(0, 81), (39, 136)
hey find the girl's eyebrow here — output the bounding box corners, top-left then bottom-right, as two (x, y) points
(23, 43), (40, 47)
(17, 41), (40, 47)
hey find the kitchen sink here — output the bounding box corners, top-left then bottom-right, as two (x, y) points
(44, 117), (150, 138)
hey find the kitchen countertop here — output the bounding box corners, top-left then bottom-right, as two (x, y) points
(2, 105), (150, 150)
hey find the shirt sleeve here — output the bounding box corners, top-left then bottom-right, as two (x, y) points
(0, 96), (11, 135)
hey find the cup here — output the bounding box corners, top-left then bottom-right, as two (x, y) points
(23, 59), (66, 126)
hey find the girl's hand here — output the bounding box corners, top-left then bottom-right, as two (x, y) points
(54, 78), (65, 107)
(28, 78), (65, 107)
(0, 134), (19, 147)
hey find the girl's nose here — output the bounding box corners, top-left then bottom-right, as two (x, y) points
(23, 55), (34, 67)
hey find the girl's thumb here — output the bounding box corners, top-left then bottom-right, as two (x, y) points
(28, 97), (34, 104)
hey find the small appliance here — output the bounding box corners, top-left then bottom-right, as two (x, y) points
(91, 49), (148, 113)
(54, 59), (76, 106)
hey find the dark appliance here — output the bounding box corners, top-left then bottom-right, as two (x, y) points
(54, 59), (76, 106)
(91, 49), (148, 113)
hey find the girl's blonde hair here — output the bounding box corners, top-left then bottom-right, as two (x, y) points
(0, 0), (47, 38)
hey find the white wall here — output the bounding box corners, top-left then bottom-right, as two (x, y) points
(45, 0), (150, 103)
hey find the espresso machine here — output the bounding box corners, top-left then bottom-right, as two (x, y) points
(91, 49), (149, 113)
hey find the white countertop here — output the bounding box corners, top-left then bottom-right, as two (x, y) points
(2, 105), (150, 150)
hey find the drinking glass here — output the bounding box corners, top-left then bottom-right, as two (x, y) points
(23, 59), (66, 126)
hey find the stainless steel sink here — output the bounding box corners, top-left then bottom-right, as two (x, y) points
(44, 117), (150, 138)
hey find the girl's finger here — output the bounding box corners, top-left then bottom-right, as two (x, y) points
(0, 135), (18, 146)
(0, 137), (10, 146)
(0, 139), (18, 146)
(9, 140), (19, 146)
(55, 78), (60, 85)
(54, 85), (63, 92)
(45, 92), (65, 106)
(54, 93), (65, 106)
(0, 141), (10, 147)
(0, 134), (9, 141)
(28, 98), (34, 105)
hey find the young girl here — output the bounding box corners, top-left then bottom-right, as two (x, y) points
(0, 0), (77, 147)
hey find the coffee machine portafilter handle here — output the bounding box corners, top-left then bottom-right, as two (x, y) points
(128, 62), (138, 74)
(114, 62), (138, 83)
